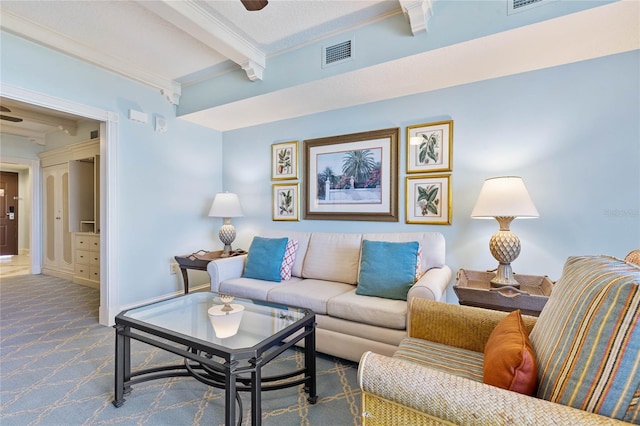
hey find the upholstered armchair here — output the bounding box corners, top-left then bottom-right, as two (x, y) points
(358, 254), (640, 425)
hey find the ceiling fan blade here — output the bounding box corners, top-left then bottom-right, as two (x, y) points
(0, 115), (23, 122)
(241, 0), (268, 11)
(0, 106), (11, 112)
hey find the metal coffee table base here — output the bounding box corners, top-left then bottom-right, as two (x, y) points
(113, 321), (317, 426)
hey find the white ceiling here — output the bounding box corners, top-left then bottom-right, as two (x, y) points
(0, 0), (404, 98)
(0, 1), (638, 132)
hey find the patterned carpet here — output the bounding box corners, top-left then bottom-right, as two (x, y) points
(0, 275), (361, 425)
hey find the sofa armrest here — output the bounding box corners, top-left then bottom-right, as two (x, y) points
(358, 352), (626, 426)
(407, 265), (452, 302)
(408, 298), (537, 353)
(206, 255), (246, 292)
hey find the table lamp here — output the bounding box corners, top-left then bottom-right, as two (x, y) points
(208, 192), (243, 257)
(208, 296), (244, 339)
(471, 176), (539, 287)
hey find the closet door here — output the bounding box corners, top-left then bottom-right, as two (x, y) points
(42, 164), (73, 275)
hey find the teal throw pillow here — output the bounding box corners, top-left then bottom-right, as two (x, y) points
(356, 240), (420, 300)
(243, 237), (289, 282)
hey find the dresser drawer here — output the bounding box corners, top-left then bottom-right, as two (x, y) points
(90, 266), (100, 281)
(75, 264), (91, 279)
(90, 253), (100, 266)
(76, 250), (92, 265)
(76, 235), (99, 251)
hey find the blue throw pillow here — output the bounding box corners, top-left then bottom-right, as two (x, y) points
(243, 237), (289, 282)
(356, 240), (419, 300)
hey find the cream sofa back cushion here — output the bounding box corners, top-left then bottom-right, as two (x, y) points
(302, 232), (363, 284)
(363, 232), (446, 273)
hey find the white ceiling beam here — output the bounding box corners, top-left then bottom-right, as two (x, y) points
(2, 106), (77, 136)
(398, 0), (434, 35)
(0, 11), (182, 105)
(138, 0), (266, 81)
(180, 0), (638, 131)
(0, 124), (46, 145)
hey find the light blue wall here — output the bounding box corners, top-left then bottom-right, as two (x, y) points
(221, 50), (640, 299)
(1, 31), (224, 305)
(1, 32), (637, 308)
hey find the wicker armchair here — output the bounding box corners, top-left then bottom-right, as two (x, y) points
(359, 254), (640, 425)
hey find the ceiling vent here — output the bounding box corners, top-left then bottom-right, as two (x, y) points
(508, 0), (557, 14)
(322, 38), (354, 68)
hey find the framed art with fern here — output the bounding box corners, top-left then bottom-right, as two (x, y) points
(273, 183), (299, 221)
(271, 141), (298, 180)
(406, 120), (453, 173)
(406, 174), (452, 225)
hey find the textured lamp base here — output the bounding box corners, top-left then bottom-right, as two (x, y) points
(489, 217), (521, 288)
(219, 220), (236, 257)
(492, 263), (519, 287)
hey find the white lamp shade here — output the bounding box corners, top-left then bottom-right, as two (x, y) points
(471, 176), (539, 218)
(208, 304), (245, 338)
(208, 192), (243, 218)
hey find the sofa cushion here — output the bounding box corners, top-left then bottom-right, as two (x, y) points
(267, 279), (353, 315)
(280, 239), (299, 280)
(483, 310), (537, 396)
(260, 230), (312, 277)
(219, 277), (301, 301)
(327, 289), (407, 330)
(363, 232), (446, 273)
(393, 337), (484, 383)
(302, 233), (362, 284)
(529, 255), (640, 422)
(356, 240), (419, 300)
(243, 237), (288, 282)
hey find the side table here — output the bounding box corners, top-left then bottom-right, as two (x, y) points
(453, 269), (554, 317)
(174, 250), (223, 294)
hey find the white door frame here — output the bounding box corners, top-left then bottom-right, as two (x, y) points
(1, 83), (119, 326)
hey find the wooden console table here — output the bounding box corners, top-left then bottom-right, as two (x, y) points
(453, 269), (554, 317)
(174, 250), (223, 294)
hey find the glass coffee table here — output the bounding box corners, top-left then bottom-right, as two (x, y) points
(112, 292), (317, 425)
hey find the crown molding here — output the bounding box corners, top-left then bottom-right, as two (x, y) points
(0, 11), (182, 105)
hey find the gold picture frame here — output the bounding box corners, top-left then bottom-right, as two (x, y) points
(272, 183), (299, 221)
(406, 174), (452, 225)
(271, 141), (298, 180)
(304, 127), (399, 221)
(406, 120), (453, 173)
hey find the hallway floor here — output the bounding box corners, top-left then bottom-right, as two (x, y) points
(0, 253), (31, 278)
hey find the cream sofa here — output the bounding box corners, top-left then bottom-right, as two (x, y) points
(207, 230), (452, 362)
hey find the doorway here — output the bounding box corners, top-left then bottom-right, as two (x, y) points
(1, 84), (119, 326)
(0, 171), (19, 255)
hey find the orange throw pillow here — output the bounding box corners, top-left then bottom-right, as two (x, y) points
(483, 309), (538, 395)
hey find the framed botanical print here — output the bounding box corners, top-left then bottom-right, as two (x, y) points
(272, 183), (299, 221)
(406, 120), (453, 173)
(271, 141), (298, 180)
(406, 174), (452, 225)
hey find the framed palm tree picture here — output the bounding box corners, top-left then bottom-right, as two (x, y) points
(271, 141), (298, 180)
(303, 127), (399, 221)
(406, 174), (452, 225)
(406, 120), (453, 173)
(273, 183), (299, 221)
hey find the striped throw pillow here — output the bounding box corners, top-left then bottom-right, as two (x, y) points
(529, 255), (640, 422)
